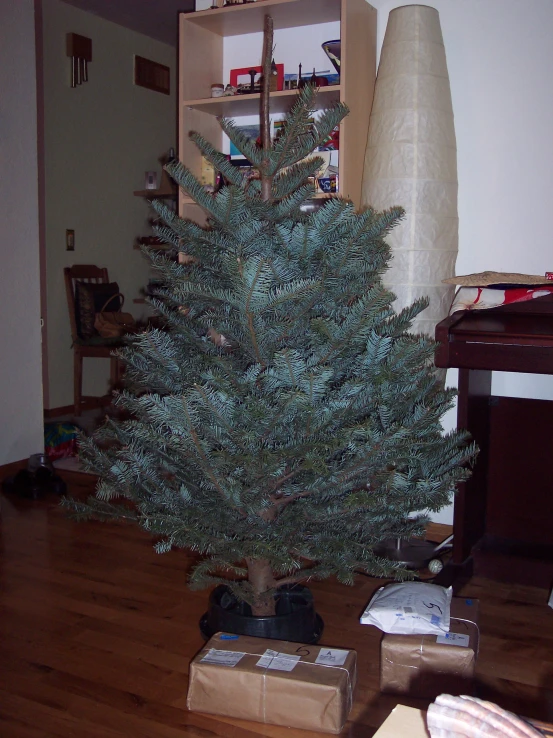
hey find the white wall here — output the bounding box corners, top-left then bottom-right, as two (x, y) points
(42, 0), (176, 409)
(364, 0), (553, 523)
(0, 1), (45, 464)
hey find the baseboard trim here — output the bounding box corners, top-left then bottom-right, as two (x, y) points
(44, 396), (112, 419)
(44, 405), (74, 419)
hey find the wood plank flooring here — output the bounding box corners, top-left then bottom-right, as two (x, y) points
(1, 482), (553, 737)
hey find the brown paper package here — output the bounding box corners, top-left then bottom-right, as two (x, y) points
(187, 632), (357, 734)
(380, 597), (479, 699)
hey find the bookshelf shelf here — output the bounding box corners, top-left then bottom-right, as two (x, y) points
(183, 85), (341, 117)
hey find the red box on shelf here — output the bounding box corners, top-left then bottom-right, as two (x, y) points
(230, 64), (284, 92)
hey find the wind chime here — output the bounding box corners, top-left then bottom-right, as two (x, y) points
(66, 33), (92, 88)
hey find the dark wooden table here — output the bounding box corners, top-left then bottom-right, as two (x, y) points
(435, 294), (553, 587)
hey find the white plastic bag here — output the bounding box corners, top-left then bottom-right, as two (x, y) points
(360, 582), (452, 635)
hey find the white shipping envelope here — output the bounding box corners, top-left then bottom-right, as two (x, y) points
(360, 582), (452, 635)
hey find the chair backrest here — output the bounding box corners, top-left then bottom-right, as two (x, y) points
(64, 265), (109, 342)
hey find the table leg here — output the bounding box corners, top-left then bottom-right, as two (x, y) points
(452, 368), (492, 564)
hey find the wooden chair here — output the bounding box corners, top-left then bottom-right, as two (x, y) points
(64, 265), (123, 416)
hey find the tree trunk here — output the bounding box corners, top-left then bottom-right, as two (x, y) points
(247, 16), (278, 621)
(260, 14), (274, 202)
(246, 558), (277, 616)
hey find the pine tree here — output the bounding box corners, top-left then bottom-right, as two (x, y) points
(64, 18), (476, 616)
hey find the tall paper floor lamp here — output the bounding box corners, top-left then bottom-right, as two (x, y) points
(361, 4), (458, 338)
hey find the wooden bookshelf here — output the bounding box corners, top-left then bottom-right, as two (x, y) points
(178, 0), (377, 217)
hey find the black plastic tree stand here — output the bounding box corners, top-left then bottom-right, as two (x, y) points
(200, 584), (324, 644)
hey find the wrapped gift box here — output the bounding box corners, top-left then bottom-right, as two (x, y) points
(380, 597), (479, 699)
(187, 632), (357, 734)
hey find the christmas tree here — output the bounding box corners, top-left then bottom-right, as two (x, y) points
(64, 18), (475, 616)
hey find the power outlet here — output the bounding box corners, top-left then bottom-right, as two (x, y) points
(66, 229), (75, 251)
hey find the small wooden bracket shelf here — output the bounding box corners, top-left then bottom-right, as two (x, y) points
(133, 189), (176, 199)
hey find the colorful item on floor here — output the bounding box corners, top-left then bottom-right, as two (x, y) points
(44, 422), (79, 460)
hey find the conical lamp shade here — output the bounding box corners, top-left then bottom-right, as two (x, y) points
(361, 4), (458, 336)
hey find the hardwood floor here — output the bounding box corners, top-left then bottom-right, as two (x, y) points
(1, 479), (553, 737)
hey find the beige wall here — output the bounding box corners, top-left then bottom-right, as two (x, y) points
(42, 0), (176, 409)
(0, 0), (44, 464)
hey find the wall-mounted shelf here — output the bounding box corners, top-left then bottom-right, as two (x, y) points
(133, 188), (176, 199)
(133, 243), (171, 251)
(134, 169), (177, 199)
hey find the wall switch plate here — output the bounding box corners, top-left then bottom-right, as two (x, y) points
(66, 229), (75, 251)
